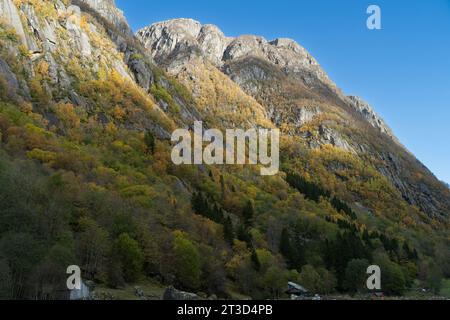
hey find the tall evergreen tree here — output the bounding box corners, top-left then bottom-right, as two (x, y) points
(280, 228), (297, 268)
(251, 248), (261, 272)
(243, 200), (254, 227)
(144, 131), (156, 155)
(223, 216), (234, 245)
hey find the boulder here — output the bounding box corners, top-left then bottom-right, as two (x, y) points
(163, 286), (200, 301)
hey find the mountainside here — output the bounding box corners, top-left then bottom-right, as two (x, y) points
(137, 18), (450, 219)
(0, 0), (449, 300)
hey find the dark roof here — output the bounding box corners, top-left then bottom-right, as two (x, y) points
(287, 282), (309, 294)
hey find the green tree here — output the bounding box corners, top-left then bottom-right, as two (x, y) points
(262, 266), (287, 299)
(172, 231), (202, 289)
(223, 216), (234, 245)
(251, 248), (261, 272)
(114, 233), (144, 282)
(77, 218), (110, 281)
(343, 259), (370, 293)
(384, 263), (406, 296)
(144, 131), (156, 154)
(279, 228), (297, 269)
(0, 258), (13, 299)
(425, 264), (443, 294)
(375, 255), (406, 296)
(298, 265), (336, 295)
(0, 233), (43, 299)
(318, 267), (337, 295)
(243, 200), (254, 227)
(298, 265), (322, 293)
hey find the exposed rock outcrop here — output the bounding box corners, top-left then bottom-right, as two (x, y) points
(163, 286), (200, 301)
(136, 18), (450, 218)
(312, 125), (356, 154)
(77, 0), (131, 35)
(66, 14), (92, 57)
(0, 0), (27, 46)
(0, 57), (19, 95)
(136, 18), (331, 86)
(347, 95), (396, 140)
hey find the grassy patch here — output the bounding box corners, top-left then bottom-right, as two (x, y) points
(94, 279), (167, 300)
(440, 279), (450, 298)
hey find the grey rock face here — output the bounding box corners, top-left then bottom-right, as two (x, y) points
(128, 57), (153, 91)
(77, 0), (131, 35)
(347, 96), (397, 140)
(163, 286), (199, 300)
(197, 24), (231, 65)
(136, 18), (203, 63)
(267, 104), (322, 131)
(21, 3), (58, 52)
(0, 0), (27, 46)
(0, 57), (19, 96)
(377, 152), (450, 218)
(66, 18), (92, 57)
(136, 19), (330, 85)
(223, 35), (267, 61)
(317, 125), (355, 153)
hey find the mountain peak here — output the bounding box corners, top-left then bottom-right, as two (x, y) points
(137, 18), (330, 85)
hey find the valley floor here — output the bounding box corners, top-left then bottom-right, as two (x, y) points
(90, 278), (450, 301)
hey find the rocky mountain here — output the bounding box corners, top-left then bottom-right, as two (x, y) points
(0, 1), (449, 300)
(136, 18), (450, 219)
(137, 19), (330, 84)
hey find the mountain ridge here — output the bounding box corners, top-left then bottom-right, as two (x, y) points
(136, 17), (449, 219)
(0, 0), (449, 300)
(137, 18), (398, 142)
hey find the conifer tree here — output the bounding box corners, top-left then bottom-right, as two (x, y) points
(251, 248), (261, 271)
(280, 228), (296, 268)
(243, 200), (254, 228)
(223, 216), (234, 245)
(144, 131), (156, 155)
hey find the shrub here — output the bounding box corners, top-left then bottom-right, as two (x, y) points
(172, 231), (202, 290)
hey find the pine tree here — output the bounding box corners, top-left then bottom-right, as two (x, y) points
(280, 228), (296, 268)
(223, 216), (234, 245)
(144, 131), (156, 154)
(237, 224), (252, 245)
(251, 248), (261, 271)
(243, 200), (254, 227)
(220, 174), (226, 199)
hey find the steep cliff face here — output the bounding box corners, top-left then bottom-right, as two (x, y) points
(137, 19), (332, 87)
(347, 95), (396, 140)
(0, 0), (27, 45)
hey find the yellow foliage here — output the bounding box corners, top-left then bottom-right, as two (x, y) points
(175, 58), (272, 129)
(35, 60), (49, 78)
(113, 106), (126, 121)
(105, 122), (118, 136)
(27, 148), (57, 164)
(20, 102), (33, 114)
(53, 103), (81, 129)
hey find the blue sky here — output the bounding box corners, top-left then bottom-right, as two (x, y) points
(116, 0), (450, 184)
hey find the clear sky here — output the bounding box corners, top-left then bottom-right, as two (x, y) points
(116, 0), (450, 184)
